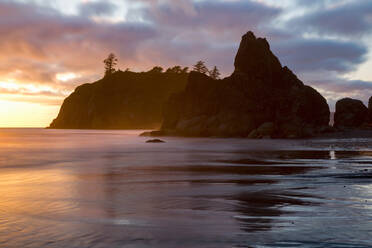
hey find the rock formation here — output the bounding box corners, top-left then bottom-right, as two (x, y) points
(156, 31), (330, 138)
(146, 139), (165, 143)
(49, 70), (188, 129)
(368, 96), (372, 123)
(334, 98), (368, 129)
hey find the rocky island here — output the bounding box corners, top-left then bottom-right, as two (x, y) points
(149, 31), (331, 138)
(50, 31), (372, 139)
(334, 98), (369, 129)
(322, 96), (372, 138)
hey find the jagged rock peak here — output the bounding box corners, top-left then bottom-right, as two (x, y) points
(234, 31), (282, 84)
(243, 31), (269, 48)
(156, 31), (330, 138)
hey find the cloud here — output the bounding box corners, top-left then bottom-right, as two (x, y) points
(0, 0), (282, 94)
(291, 1), (372, 36)
(128, 0), (197, 16)
(124, 0), (282, 73)
(133, 0), (281, 38)
(272, 38), (368, 73)
(0, 0), (156, 90)
(0, 0), (371, 109)
(311, 77), (372, 110)
(79, 1), (117, 17)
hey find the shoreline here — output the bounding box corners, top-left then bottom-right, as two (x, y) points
(140, 128), (372, 140)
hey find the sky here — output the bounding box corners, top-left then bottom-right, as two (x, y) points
(0, 0), (371, 127)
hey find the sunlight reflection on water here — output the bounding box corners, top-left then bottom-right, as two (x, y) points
(0, 129), (371, 248)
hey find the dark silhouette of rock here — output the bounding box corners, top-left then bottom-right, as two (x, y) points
(49, 70), (188, 129)
(248, 122), (274, 139)
(156, 31), (330, 138)
(334, 98), (368, 129)
(146, 139), (165, 143)
(368, 96), (372, 123)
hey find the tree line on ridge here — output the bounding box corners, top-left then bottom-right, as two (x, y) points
(103, 53), (221, 80)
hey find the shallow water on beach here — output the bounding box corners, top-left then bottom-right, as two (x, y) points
(0, 128), (371, 248)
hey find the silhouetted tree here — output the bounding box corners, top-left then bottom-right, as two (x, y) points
(181, 67), (189, 73)
(104, 53), (118, 76)
(209, 66), (221, 80)
(192, 61), (208, 74)
(148, 66), (164, 73)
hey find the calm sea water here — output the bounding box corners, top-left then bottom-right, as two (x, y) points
(0, 129), (371, 248)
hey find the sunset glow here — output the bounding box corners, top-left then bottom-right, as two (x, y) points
(0, 0), (371, 127)
(56, 73), (79, 82)
(0, 99), (59, 127)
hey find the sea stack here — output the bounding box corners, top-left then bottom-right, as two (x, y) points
(334, 98), (368, 129)
(158, 31), (330, 138)
(368, 96), (372, 123)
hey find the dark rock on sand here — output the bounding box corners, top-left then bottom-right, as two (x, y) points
(146, 139), (165, 143)
(368, 96), (372, 123)
(334, 98), (368, 129)
(156, 31), (330, 139)
(49, 70), (188, 129)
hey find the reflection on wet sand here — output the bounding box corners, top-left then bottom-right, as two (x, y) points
(179, 156), (322, 234)
(91, 152), (325, 235)
(0, 129), (371, 247)
(126, 164), (322, 175)
(232, 191), (317, 232)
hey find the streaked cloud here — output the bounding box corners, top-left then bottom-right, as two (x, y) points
(291, 1), (372, 36)
(272, 38), (368, 73)
(79, 1), (117, 17)
(0, 0), (371, 126)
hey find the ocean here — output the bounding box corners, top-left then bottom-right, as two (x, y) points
(0, 128), (371, 248)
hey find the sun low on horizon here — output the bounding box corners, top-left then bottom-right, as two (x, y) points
(0, 0), (372, 127)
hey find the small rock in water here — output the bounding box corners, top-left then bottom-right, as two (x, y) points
(146, 139), (165, 143)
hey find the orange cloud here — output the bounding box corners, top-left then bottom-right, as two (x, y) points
(0, 0), (371, 126)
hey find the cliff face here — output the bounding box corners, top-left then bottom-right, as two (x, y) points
(159, 31), (330, 138)
(49, 71), (188, 129)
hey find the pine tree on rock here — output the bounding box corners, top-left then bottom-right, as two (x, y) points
(103, 53), (118, 76)
(192, 61), (209, 74)
(209, 66), (221, 80)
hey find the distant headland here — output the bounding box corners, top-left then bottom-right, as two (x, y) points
(49, 69), (188, 129)
(49, 31), (372, 138)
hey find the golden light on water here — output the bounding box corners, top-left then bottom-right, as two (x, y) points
(0, 167), (77, 237)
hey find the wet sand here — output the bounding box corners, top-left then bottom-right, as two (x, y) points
(0, 129), (371, 247)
